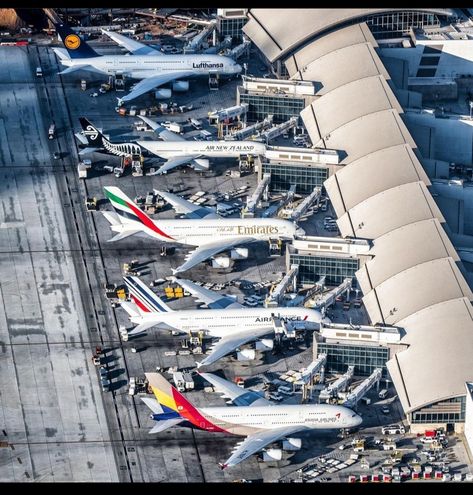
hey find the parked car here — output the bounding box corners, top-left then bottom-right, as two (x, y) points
(381, 406), (390, 414)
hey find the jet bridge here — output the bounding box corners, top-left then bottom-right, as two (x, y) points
(262, 184), (296, 218)
(225, 115), (273, 141)
(343, 368), (382, 410)
(228, 39), (251, 59)
(258, 116), (298, 143)
(295, 353), (327, 386)
(208, 103), (249, 126)
(309, 277), (352, 316)
(319, 365), (355, 403)
(265, 264), (299, 308)
(242, 172), (271, 217)
(289, 186), (322, 222)
(184, 23), (216, 53)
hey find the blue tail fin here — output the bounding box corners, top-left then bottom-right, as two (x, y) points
(55, 22), (101, 59)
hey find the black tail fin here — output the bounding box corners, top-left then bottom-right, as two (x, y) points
(55, 22), (101, 59)
(79, 117), (109, 147)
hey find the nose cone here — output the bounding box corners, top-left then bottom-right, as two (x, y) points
(353, 414), (363, 427)
(321, 316), (331, 325)
(234, 63), (242, 74)
(295, 226), (306, 237)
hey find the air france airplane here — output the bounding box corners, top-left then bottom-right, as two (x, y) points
(142, 372), (362, 469)
(49, 18), (241, 104)
(103, 186), (302, 274)
(121, 275), (325, 367)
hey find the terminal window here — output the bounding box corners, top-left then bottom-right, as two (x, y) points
(290, 254), (359, 285)
(262, 163), (328, 195)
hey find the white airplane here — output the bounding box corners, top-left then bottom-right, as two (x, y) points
(77, 116), (266, 175)
(142, 372), (362, 469)
(136, 126), (267, 175)
(50, 20), (241, 104)
(120, 275), (325, 367)
(103, 186), (302, 274)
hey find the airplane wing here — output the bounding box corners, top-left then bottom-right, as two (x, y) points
(172, 237), (258, 274)
(138, 116), (185, 142)
(58, 64), (94, 75)
(119, 70), (195, 104)
(148, 418), (184, 434)
(102, 29), (161, 55)
(221, 425), (309, 469)
(154, 189), (219, 219)
(149, 155), (200, 175)
(197, 326), (273, 368)
(169, 276), (243, 309)
(199, 372), (269, 407)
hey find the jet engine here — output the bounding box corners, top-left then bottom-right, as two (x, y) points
(282, 438), (302, 451)
(230, 247), (249, 260)
(211, 256), (231, 269)
(255, 338), (274, 351)
(262, 448), (283, 462)
(193, 158), (210, 170)
(155, 88), (172, 99)
(236, 348), (256, 361)
(172, 80), (189, 92)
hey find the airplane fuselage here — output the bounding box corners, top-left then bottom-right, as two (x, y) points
(137, 140), (267, 158)
(59, 53), (240, 79)
(131, 306), (322, 336)
(195, 403), (362, 436)
(122, 217), (298, 246)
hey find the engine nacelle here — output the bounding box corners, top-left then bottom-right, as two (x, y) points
(211, 256), (230, 268)
(230, 247), (249, 260)
(236, 348), (256, 361)
(282, 437), (302, 451)
(172, 80), (190, 92)
(155, 88), (172, 99)
(193, 158), (210, 170)
(262, 448), (282, 462)
(255, 338), (274, 351)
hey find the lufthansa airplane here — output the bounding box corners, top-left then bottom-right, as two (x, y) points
(120, 275), (325, 367)
(142, 372), (362, 469)
(49, 18), (241, 104)
(103, 186), (302, 274)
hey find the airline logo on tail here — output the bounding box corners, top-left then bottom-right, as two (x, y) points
(104, 187), (175, 241)
(83, 124), (98, 141)
(65, 34), (81, 50)
(146, 373), (227, 433)
(124, 276), (172, 314)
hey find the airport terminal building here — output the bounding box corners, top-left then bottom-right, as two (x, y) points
(243, 8), (473, 433)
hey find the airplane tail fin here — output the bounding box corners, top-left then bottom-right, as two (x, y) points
(54, 21), (101, 59)
(145, 373), (225, 432)
(124, 276), (173, 314)
(103, 186), (175, 240)
(79, 117), (110, 148)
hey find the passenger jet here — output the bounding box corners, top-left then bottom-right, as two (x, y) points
(120, 275), (324, 367)
(103, 186), (302, 274)
(142, 372), (362, 469)
(48, 16), (241, 104)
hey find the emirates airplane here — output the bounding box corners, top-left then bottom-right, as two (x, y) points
(121, 275), (325, 367)
(142, 372), (362, 469)
(48, 14), (241, 104)
(103, 186), (302, 274)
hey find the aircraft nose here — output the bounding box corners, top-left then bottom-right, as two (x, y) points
(354, 414), (363, 427)
(234, 64), (242, 74)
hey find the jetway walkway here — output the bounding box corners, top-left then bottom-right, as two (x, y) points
(225, 115), (273, 141)
(308, 277), (353, 316)
(243, 172), (271, 216)
(319, 365), (355, 402)
(258, 116), (298, 143)
(265, 264), (299, 307)
(262, 184), (296, 218)
(289, 186), (322, 222)
(343, 368), (382, 409)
